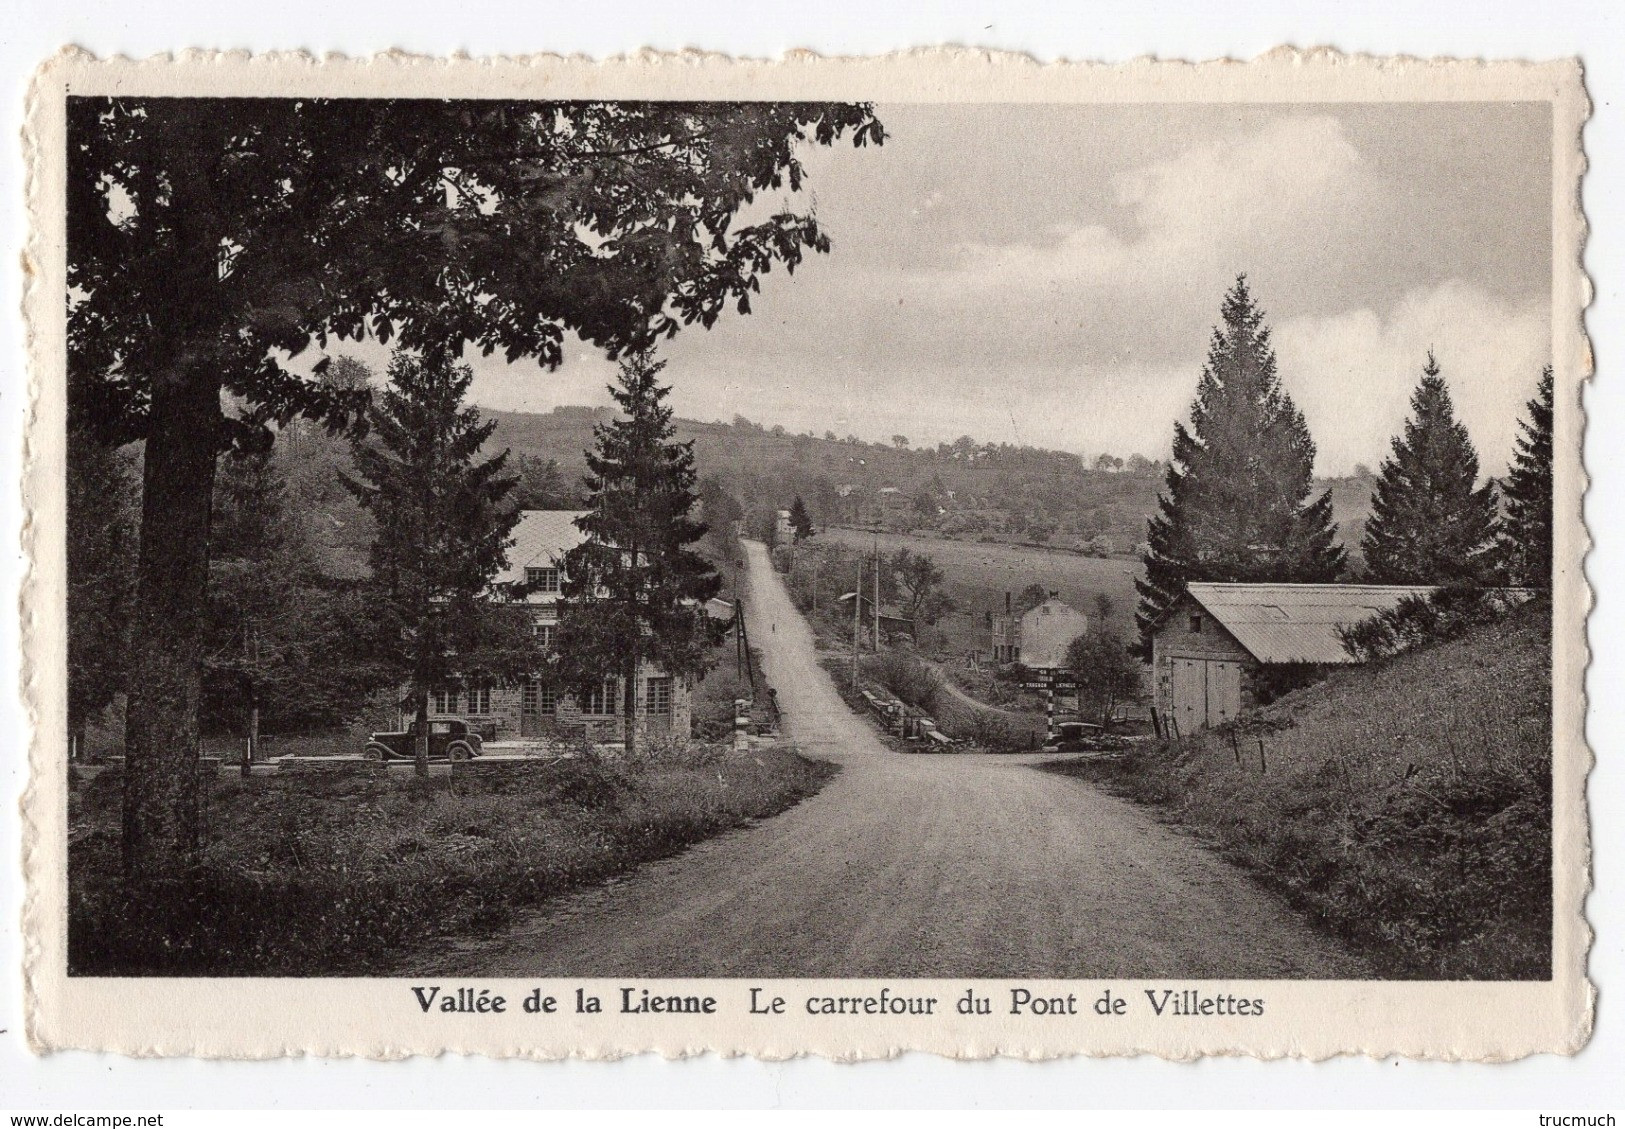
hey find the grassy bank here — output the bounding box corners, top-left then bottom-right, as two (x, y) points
(69, 744), (835, 975)
(1045, 600), (1552, 980)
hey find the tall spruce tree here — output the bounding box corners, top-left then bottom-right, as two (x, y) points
(1360, 353), (1501, 584)
(344, 352), (528, 776)
(1502, 367), (1555, 588)
(1135, 276), (1344, 654)
(554, 350), (721, 756)
(788, 496), (814, 542)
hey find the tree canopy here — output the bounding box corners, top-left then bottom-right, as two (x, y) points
(1360, 354), (1501, 584)
(343, 352), (531, 773)
(66, 95), (881, 872)
(553, 351), (721, 755)
(1135, 275), (1344, 654)
(1502, 367), (1555, 588)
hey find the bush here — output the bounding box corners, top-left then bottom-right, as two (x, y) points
(1338, 586), (1532, 662)
(865, 651), (941, 712)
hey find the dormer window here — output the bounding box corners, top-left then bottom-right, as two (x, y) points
(525, 566), (561, 593)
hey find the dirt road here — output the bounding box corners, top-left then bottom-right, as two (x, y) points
(433, 541), (1363, 978)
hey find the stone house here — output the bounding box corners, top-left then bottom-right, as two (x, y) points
(1149, 581), (1433, 735)
(415, 509), (692, 744)
(979, 591), (1089, 668)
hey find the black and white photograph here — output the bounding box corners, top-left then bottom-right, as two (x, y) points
(21, 48), (1590, 1063)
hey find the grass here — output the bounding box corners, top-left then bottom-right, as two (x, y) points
(1044, 599), (1553, 980)
(815, 527), (1142, 652)
(68, 742), (836, 976)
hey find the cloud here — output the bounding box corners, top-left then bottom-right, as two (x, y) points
(920, 115), (1364, 302)
(1275, 281), (1549, 477)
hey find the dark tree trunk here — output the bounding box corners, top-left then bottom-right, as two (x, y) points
(122, 361), (221, 878)
(413, 689), (430, 778)
(622, 654), (639, 757)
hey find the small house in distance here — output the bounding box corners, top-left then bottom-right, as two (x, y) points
(1020, 594), (1090, 670)
(1150, 582), (1433, 735)
(979, 591), (1089, 669)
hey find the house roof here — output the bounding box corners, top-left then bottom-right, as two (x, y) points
(499, 510), (589, 592)
(1184, 582), (1436, 665)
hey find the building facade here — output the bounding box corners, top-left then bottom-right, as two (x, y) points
(412, 509), (692, 744)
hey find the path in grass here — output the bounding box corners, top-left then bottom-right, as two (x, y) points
(424, 540), (1364, 978)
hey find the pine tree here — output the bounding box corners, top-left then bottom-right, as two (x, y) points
(554, 350), (721, 755)
(1360, 353), (1501, 584)
(344, 352), (527, 775)
(1502, 367), (1554, 588)
(1135, 276), (1344, 654)
(788, 496), (814, 542)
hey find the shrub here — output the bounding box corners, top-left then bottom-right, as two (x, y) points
(865, 651), (942, 712)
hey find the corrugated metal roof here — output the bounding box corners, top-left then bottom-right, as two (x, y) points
(499, 510), (589, 596)
(1185, 582), (1436, 664)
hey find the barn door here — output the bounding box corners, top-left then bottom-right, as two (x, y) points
(1171, 659), (1206, 737)
(1206, 661), (1241, 727)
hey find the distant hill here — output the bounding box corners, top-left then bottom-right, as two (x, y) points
(485, 406), (1379, 564)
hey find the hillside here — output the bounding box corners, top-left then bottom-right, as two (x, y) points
(486, 406), (1376, 562)
(1050, 598), (1553, 979)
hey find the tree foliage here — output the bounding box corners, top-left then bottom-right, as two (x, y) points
(510, 454), (576, 510)
(1502, 367), (1555, 588)
(1064, 632), (1142, 729)
(787, 495), (814, 542)
(1360, 354), (1501, 584)
(66, 430), (140, 742)
(202, 431), (383, 739)
(886, 548), (956, 625)
(67, 94), (880, 872)
(1135, 275), (1345, 655)
(553, 351), (722, 755)
(343, 353), (531, 773)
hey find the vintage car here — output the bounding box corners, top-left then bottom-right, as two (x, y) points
(363, 717), (484, 761)
(1040, 720), (1106, 754)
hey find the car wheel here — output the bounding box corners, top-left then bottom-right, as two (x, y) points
(363, 743), (388, 762)
(447, 742), (473, 762)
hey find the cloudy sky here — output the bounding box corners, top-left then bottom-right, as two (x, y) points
(382, 101), (1553, 478)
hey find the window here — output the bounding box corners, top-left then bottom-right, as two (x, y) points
(525, 566), (561, 594)
(645, 676), (673, 717)
(582, 679), (619, 716)
(430, 720), (452, 736)
(521, 679), (558, 716)
(466, 686), (491, 715)
(1189, 615), (1203, 634)
(532, 621), (556, 647)
(430, 689), (458, 714)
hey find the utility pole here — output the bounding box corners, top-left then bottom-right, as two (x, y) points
(872, 544), (881, 650)
(852, 559), (862, 688)
(871, 522), (881, 651)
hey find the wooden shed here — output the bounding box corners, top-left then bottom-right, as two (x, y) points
(1150, 582), (1434, 735)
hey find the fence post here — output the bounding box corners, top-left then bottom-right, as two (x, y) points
(1257, 737), (1267, 774)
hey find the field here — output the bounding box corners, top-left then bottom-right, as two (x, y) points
(816, 527), (1143, 651)
(1048, 598), (1553, 979)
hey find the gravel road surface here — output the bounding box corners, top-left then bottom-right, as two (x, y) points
(425, 540), (1363, 978)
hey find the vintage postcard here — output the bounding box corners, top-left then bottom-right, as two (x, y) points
(22, 48), (1590, 1060)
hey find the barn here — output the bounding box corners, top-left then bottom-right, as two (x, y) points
(1149, 582), (1434, 735)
